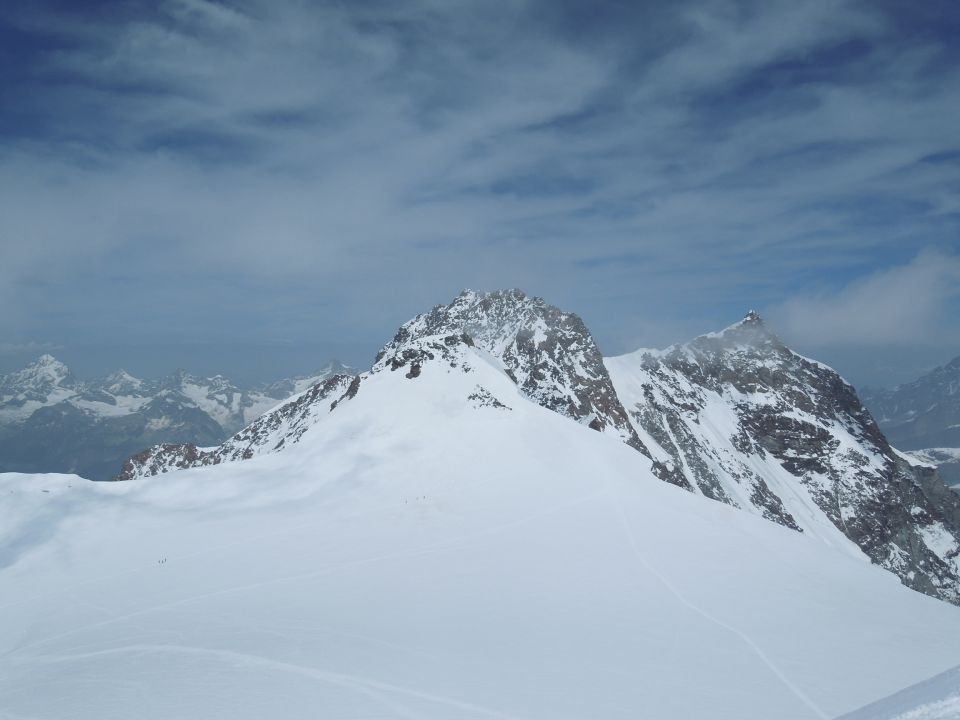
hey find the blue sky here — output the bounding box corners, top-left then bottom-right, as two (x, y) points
(1, 0), (959, 387)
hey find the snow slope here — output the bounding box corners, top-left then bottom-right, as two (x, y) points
(838, 664), (960, 719)
(2, 336), (960, 720)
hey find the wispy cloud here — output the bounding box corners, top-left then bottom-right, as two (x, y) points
(1, 0), (958, 378)
(0, 341), (61, 357)
(769, 250), (960, 348)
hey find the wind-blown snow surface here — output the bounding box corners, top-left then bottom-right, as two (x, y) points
(838, 665), (960, 720)
(2, 339), (960, 719)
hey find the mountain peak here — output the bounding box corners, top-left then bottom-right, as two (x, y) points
(27, 353), (69, 372)
(375, 289), (649, 453)
(35, 353), (61, 365)
(0, 354), (75, 402)
(101, 369), (144, 394)
(23, 354), (71, 381)
(686, 310), (782, 353)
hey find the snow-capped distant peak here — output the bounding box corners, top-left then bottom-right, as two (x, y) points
(34, 353), (64, 367)
(20, 354), (71, 381)
(102, 369), (144, 394)
(0, 354), (75, 397)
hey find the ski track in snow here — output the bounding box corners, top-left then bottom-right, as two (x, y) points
(605, 488), (830, 720)
(15, 644), (525, 720)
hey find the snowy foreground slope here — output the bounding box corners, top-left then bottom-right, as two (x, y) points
(3, 336), (960, 719)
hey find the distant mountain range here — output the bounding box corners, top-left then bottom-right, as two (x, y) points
(860, 356), (960, 489)
(0, 355), (352, 479)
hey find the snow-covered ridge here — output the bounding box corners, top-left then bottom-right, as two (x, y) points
(116, 374), (357, 481)
(117, 333), (511, 481)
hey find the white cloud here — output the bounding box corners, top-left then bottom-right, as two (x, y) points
(769, 250), (960, 348)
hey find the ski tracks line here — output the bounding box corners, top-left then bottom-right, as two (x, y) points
(605, 488), (829, 720)
(22, 644), (526, 720)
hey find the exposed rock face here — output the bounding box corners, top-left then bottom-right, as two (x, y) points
(115, 375), (355, 481)
(376, 290), (652, 451)
(606, 312), (960, 604)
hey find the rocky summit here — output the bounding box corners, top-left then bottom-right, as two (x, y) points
(377, 290), (647, 448)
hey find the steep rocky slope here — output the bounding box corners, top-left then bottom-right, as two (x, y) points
(606, 312), (960, 604)
(377, 290), (647, 450)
